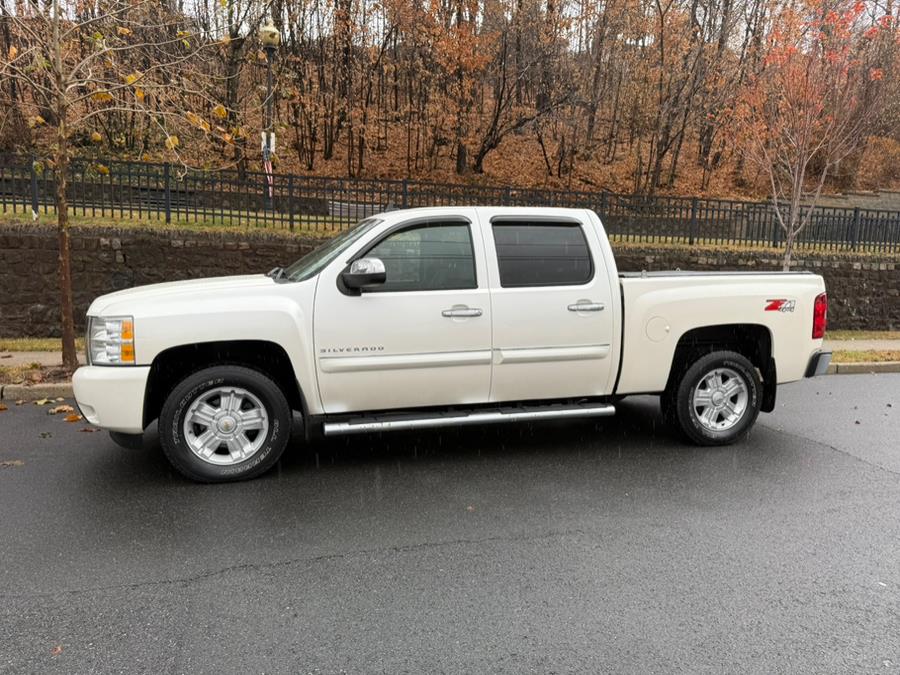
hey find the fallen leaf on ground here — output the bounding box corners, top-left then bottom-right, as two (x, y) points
(48, 405), (74, 415)
(64, 414), (82, 423)
(0, 353), (10, 359)
(34, 398), (50, 406)
(50, 645), (63, 656)
(39, 432), (52, 439)
(0, 460), (24, 468)
(0, 404), (7, 412)
(15, 400), (25, 406)
(55, 398), (64, 402)
(79, 427), (99, 433)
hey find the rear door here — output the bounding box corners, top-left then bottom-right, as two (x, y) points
(479, 210), (617, 402)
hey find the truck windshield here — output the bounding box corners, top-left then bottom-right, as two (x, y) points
(283, 217), (382, 282)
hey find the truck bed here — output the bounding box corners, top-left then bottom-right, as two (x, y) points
(618, 271), (814, 278)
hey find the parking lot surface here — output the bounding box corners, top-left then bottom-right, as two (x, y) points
(1, 374), (898, 673)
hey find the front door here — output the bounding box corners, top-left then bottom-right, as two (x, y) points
(480, 212), (617, 402)
(313, 214), (492, 413)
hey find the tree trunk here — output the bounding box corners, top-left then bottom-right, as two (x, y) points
(781, 232), (795, 271)
(55, 113), (77, 372)
(456, 140), (468, 175)
(52, 0), (77, 373)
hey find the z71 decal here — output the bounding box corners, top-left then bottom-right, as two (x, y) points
(765, 299), (796, 312)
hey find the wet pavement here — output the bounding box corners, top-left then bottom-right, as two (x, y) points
(0, 374), (898, 673)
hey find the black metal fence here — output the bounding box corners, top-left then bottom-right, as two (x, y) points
(1, 154), (898, 252)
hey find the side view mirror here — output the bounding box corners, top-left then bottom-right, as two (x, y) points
(341, 257), (386, 291)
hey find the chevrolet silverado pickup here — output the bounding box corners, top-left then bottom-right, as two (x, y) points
(73, 207), (832, 482)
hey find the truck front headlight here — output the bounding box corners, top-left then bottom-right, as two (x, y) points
(87, 316), (135, 365)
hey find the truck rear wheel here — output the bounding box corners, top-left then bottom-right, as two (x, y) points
(158, 365), (291, 482)
(664, 350), (761, 446)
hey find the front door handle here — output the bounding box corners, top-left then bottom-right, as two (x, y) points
(442, 307), (483, 318)
(567, 302), (605, 312)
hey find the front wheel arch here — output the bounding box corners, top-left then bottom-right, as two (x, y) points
(142, 340), (306, 429)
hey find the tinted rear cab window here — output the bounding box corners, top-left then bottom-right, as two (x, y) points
(492, 222), (593, 287)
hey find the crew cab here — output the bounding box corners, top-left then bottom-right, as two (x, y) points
(73, 207), (831, 482)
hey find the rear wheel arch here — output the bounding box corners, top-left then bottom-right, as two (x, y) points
(664, 324), (776, 413)
(143, 340), (306, 429)
(665, 350), (763, 445)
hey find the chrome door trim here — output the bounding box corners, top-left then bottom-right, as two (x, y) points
(493, 344), (611, 365)
(319, 349), (492, 373)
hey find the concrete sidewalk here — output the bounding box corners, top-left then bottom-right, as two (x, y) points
(0, 351), (80, 367)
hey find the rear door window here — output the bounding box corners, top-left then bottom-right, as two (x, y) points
(492, 222), (593, 287)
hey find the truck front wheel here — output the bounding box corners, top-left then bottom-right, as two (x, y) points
(663, 350), (761, 446)
(158, 365), (291, 482)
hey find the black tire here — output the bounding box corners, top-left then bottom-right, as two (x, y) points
(667, 350), (761, 446)
(158, 365), (291, 483)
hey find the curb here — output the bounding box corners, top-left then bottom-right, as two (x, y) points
(0, 383), (74, 401)
(1, 362), (898, 402)
(827, 361), (900, 375)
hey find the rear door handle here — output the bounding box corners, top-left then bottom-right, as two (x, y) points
(442, 307), (483, 318)
(567, 302), (605, 312)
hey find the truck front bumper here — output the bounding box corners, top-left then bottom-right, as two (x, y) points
(805, 350), (832, 378)
(72, 366), (150, 434)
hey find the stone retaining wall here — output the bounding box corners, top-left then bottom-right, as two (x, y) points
(0, 223), (897, 336)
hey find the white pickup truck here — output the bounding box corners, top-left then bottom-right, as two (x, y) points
(73, 207), (831, 482)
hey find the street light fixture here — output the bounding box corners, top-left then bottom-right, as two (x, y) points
(258, 20), (280, 212)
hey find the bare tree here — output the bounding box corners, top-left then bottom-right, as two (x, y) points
(0, 0), (219, 369)
(736, 0), (892, 269)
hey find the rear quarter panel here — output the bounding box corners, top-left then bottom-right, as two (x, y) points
(616, 273), (826, 394)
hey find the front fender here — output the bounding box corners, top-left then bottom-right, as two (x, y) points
(124, 284), (322, 414)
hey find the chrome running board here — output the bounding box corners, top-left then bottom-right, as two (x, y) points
(322, 402), (616, 436)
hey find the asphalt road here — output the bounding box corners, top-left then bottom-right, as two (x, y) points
(1, 374), (898, 674)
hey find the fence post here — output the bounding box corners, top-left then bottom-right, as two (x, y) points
(163, 162), (172, 224)
(600, 190), (608, 218)
(689, 197), (698, 246)
(401, 178), (409, 209)
(504, 186), (512, 205)
(287, 174), (295, 232)
(850, 207), (860, 251)
(771, 209), (780, 248)
(29, 154), (39, 219)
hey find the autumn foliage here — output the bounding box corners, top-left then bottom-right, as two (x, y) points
(735, 0), (895, 267)
(0, 0), (897, 198)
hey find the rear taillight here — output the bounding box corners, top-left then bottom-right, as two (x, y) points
(812, 292), (828, 339)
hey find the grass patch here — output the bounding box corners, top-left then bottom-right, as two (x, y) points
(825, 330), (900, 341)
(0, 337), (85, 352)
(0, 208), (342, 238)
(832, 349), (900, 363)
